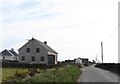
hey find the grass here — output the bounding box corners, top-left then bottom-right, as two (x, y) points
(24, 64), (81, 82)
(2, 68), (28, 81)
(1, 64), (82, 83)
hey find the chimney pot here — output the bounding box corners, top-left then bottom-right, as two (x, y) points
(44, 41), (47, 44)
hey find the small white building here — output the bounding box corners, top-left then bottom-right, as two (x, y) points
(75, 57), (82, 64)
(18, 38), (58, 65)
(0, 48), (18, 60)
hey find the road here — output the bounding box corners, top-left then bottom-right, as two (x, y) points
(78, 65), (119, 84)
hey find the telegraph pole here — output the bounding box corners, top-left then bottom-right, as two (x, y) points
(101, 42), (103, 63)
(96, 54), (98, 63)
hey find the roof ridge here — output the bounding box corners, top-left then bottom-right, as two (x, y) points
(19, 38), (58, 54)
(34, 39), (58, 54)
(7, 50), (14, 56)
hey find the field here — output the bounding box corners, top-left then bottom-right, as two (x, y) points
(2, 64), (81, 83)
(2, 68), (28, 81)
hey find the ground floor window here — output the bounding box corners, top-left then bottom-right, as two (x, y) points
(41, 57), (44, 61)
(31, 56), (35, 61)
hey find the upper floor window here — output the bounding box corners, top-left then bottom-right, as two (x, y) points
(36, 48), (40, 53)
(41, 57), (44, 61)
(26, 48), (30, 53)
(31, 56), (35, 61)
(21, 56), (25, 61)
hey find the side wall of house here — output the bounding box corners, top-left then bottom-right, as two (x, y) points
(18, 40), (48, 64)
(0, 56), (14, 60)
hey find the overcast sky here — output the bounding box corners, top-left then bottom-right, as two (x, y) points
(0, 0), (119, 63)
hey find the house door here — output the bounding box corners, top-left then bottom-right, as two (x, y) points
(48, 55), (55, 65)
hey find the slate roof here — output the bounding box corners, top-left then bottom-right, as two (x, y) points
(0, 49), (18, 56)
(9, 50), (18, 56)
(19, 38), (58, 54)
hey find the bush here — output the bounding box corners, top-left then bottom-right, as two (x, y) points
(77, 64), (83, 68)
(28, 68), (41, 76)
(14, 70), (29, 78)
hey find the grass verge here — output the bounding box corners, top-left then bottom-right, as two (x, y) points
(2, 64), (82, 83)
(24, 64), (81, 82)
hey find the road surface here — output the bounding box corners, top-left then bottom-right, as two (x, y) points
(78, 65), (119, 84)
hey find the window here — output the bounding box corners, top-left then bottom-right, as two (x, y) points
(41, 57), (44, 61)
(3, 57), (5, 59)
(31, 56), (35, 61)
(26, 48), (30, 53)
(21, 56), (25, 61)
(36, 48), (40, 53)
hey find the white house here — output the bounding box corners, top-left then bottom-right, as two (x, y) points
(0, 48), (18, 60)
(75, 57), (82, 64)
(18, 38), (58, 65)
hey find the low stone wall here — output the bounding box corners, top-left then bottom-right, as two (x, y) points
(2, 60), (63, 69)
(95, 63), (119, 75)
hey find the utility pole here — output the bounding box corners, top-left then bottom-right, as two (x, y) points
(96, 54), (98, 63)
(101, 42), (103, 63)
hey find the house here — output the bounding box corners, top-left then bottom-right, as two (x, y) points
(81, 58), (89, 66)
(18, 38), (58, 65)
(0, 48), (18, 60)
(75, 57), (82, 64)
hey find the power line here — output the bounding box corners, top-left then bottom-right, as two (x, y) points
(103, 27), (118, 42)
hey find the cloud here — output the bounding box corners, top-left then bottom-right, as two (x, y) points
(0, 0), (28, 6)
(1, 0), (63, 22)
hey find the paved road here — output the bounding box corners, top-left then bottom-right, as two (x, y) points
(78, 65), (119, 83)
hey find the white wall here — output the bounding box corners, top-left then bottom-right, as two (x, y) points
(75, 58), (82, 64)
(0, 56), (14, 60)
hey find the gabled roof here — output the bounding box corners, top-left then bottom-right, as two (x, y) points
(9, 50), (18, 56)
(0, 49), (18, 56)
(19, 38), (58, 54)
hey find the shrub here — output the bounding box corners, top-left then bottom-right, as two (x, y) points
(28, 68), (40, 76)
(14, 70), (29, 78)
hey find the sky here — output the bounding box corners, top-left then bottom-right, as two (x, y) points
(0, 0), (119, 63)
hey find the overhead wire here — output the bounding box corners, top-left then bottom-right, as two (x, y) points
(103, 27), (118, 42)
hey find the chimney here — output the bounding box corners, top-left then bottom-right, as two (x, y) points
(44, 41), (47, 44)
(11, 48), (14, 51)
(31, 37), (34, 40)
